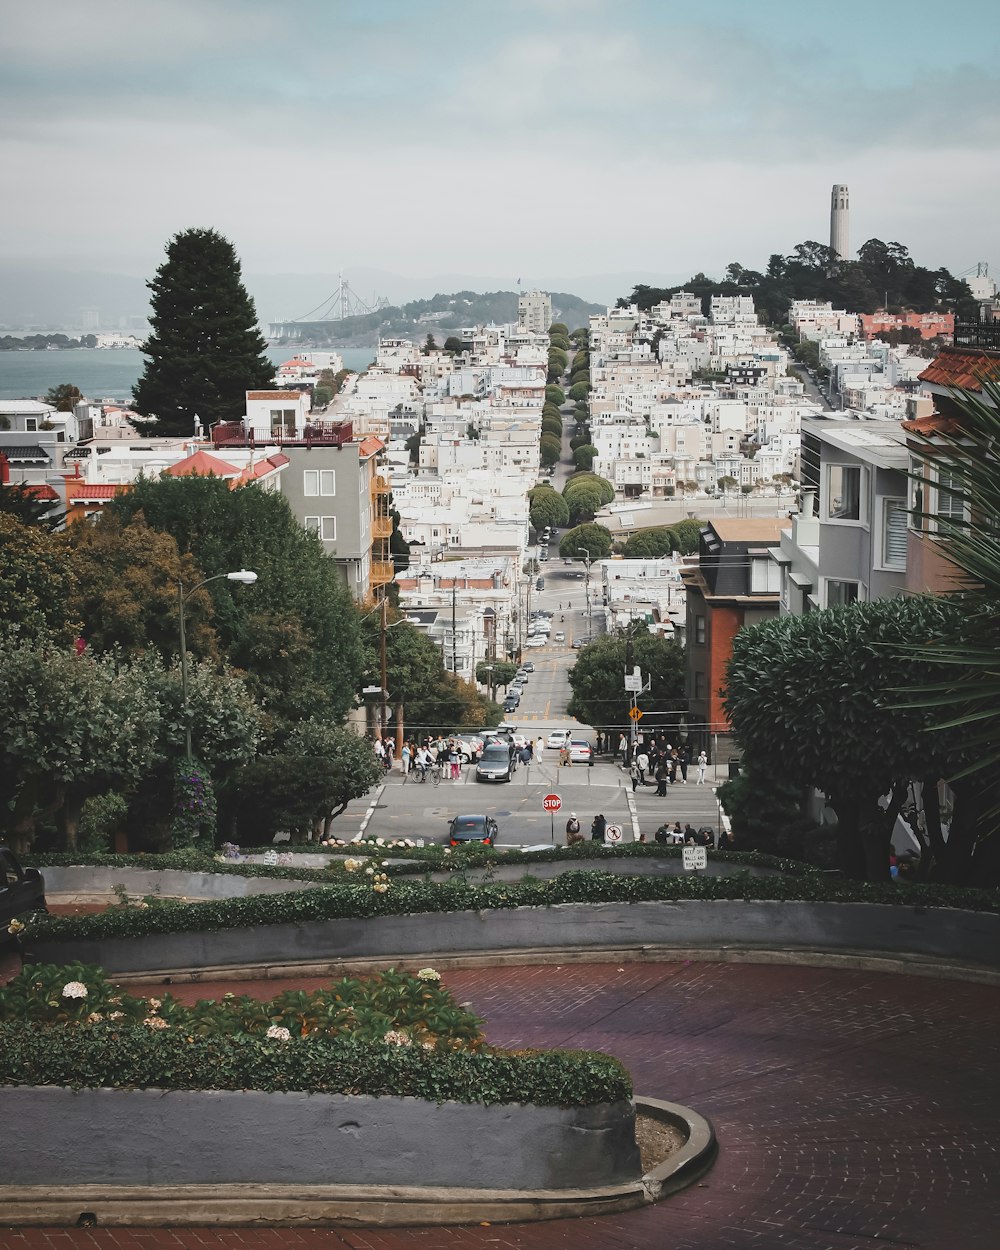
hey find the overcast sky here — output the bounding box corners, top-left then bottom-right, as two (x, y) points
(4, 0), (999, 291)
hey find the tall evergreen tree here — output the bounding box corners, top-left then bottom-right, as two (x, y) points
(133, 228), (274, 436)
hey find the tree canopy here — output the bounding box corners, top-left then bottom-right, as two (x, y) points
(545, 384), (566, 406)
(725, 597), (979, 881)
(528, 485), (570, 531)
(559, 522), (612, 559)
(44, 383), (83, 412)
(0, 514), (79, 644)
(132, 228), (274, 436)
(539, 433), (562, 468)
(622, 527), (674, 558)
(573, 444), (598, 472)
(568, 629), (685, 728)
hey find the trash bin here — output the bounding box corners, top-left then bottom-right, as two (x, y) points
(727, 758), (742, 779)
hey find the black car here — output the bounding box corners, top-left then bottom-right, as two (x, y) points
(475, 744), (513, 782)
(447, 814), (499, 846)
(1, 846), (47, 947)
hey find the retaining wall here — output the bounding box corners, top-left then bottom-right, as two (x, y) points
(27, 899), (1000, 976)
(42, 867), (321, 902)
(0, 1087), (640, 1191)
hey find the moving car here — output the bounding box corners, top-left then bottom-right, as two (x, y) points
(1, 846), (47, 948)
(525, 635), (546, 648)
(553, 631), (566, 643)
(475, 745), (513, 783)
(521, 662), (535, 673)
(572, 639), (586, 649)
(546, 729), (571, 750)
(568, 738), (594, 766)
(448, 814), (499, 846)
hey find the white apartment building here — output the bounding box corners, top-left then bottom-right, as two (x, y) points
(517, 290), (552, 335)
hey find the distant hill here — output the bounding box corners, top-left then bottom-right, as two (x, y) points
(269, 289), (605, 347)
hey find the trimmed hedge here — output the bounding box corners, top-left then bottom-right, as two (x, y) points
(25, 841), (824, 882)
(22, 869), (1000, 944)
(0, 1024), (632, 1108)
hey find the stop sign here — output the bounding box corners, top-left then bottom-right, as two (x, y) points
(542, 793), (562, 812)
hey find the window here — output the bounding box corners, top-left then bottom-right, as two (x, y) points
(750, 558), (781, 593)
(825, 579), (861, 608)
(305, 516), (336, 542)
(935, 464), (965, 526)
(909, 456), (925, 529)
(881, 498), (908, 570)
(303, 469), (335, 497)
(24, 417), (37, 432)
(694, 614), (705, 644)
(694, 671), (706, 700)
(826, 464), (863, 521)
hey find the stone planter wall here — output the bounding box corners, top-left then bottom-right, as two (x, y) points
(0, 1086), (640, 1191)
(27, 899), (1000, 976)
(42, 867), (321, 902)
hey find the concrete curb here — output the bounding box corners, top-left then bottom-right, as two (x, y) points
(0, 1096), (713, 1228)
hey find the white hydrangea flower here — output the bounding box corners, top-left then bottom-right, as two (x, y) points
(143, 1016), (169, 1029)
(61, 981), (88, 1000)
(416, 968), (441, 982)
(266, 1025), (292, 1042)
(383, 1029), (412, 1046)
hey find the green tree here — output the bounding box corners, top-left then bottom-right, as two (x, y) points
(0, 643), (162, 853)
(44, 383), (83, 412)
(443, 336), (463, 354)
(539, 433), (562, 468)
(724, 597), (976, 881)
(423, 333), (438, 354)
(717, 475), (739, 495)
(573, 444), (598, 472)
(476, 659), (517, 690)
(567, 630), (685, 727)
(0, 482), (62, 530)
(541, 403), (564, 421)
(559, 522), (612, 559)
(549, 334), (571, 352)
(669, 518), (704, 555)
(541, 417), (564, 440)
(549, 322), (569, 337)
(0, 514), (78, 644)
(568, 381), (591, 402)
(132, 228), (274, 436)
(232, 721), (382, 842)
(564, 473), (614, 506)
(527, 486), (570, 531)
(622, 527), (674, 558)
(563, 485), (603, 523)
(62, 513), (217, 661)
(108, 475), (363, 725)
(545, 385), (566, 407)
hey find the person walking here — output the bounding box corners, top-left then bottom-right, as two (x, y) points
(400, 741), (411, 777)
(629, 758), (640, 792)
(448, 740), (461, 780)
(565, 813), (584, 845)
(591, 813), (607, 842)
(536, 735), (545, 760)
(678, 744), (689, 783)
(696, 750), (708, 785)
(655, 759), (668, 797)
(636, 749), (650, 786)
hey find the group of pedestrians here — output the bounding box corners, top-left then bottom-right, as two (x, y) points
(629, 741), (709, 793)
(375, 735), (464, 781)
(564, 813), (611, 844)
(652, 821), (719, 847)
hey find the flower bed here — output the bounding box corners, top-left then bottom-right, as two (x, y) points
(0, 964), (641, 1196)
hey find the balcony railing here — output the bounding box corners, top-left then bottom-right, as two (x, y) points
(370, 473), (390, 495)
(372, 515), (393, 538)
(370, 561), (395, 586)
(212, 419), (354, 449)
(953, 320), (1000, 351)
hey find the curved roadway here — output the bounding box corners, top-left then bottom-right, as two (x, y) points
(9, 960), (999, 1250)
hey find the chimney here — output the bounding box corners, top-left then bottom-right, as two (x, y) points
(800, 489), (816, 518)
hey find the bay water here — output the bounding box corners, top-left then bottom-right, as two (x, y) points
(0, 346), (376, 403)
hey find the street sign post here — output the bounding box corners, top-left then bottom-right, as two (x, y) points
(542, 792), (562, 844)
(628, 706), (643, 721)
(682, 846), (707, 871)
(604, 824), (623, 845)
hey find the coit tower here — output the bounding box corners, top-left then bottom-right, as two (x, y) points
(830, 183), (850, 259)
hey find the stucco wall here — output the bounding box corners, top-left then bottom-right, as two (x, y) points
(27, 899), (999, 976)
(0, 1087), (640, 1191)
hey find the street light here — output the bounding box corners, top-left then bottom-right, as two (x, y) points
(177, 570), (258, 760)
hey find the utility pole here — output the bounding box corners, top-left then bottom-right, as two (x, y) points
(379, 592), (388, 740)
(451, 583), (457, 675)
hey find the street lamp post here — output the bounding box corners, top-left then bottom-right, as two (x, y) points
(177, 570), (257, 760)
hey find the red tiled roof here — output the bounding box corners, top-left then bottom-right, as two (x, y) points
(918, 349), (1000, 391)
(23, 483), (59, 501)
(900, 412), (965, 436)
(165, 450), (240, 478)
(65, 482), (128, 501)
(358, 436), (385, 457)
(229, 453), (290, 489)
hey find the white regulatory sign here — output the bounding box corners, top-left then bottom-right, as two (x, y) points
(682, 846), (707, 871)
(604, 824), (623, 843)
(263, 849), (279, 866)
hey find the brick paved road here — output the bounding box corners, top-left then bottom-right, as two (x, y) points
(4, 961), (998, 1250)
